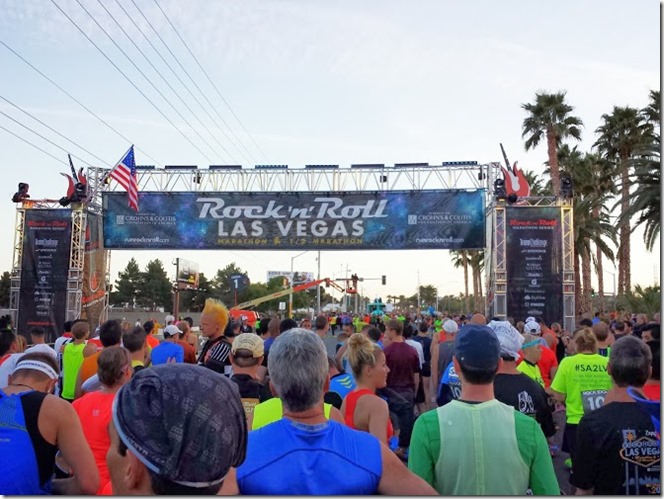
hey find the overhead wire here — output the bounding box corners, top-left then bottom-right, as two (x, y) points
(115, 0), (255, 165)
(0, 94), (110, 167)
(0, 124), (70, 167)
(0, 38), (162, 166)
(49, 0), (215, 163)
(94, 0), (236, 163)
(0, 108), (98, 168)
(152, 0), (270, 164)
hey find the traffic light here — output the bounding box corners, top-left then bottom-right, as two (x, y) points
(381, 275), (386, 285)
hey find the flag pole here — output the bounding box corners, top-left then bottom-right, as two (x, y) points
(87, 144), (134, 203)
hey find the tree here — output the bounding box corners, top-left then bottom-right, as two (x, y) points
(136, 259), (173, 311)
(210, 263), (248, 306)
(110, 258), (141, 307)
(594, 106), (648, 295)
(468, 250), (484, 312)
(618, 285), (661, 317)
(0, 272), (10, 308)
(522, 170), (552, 197)
(450, 250), (470, 311)
(521, 91), (583, 196)
(179, 272), (212, 312)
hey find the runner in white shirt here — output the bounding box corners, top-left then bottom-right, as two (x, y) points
(24, 326), (57, 359)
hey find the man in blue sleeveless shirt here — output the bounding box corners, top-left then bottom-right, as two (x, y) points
(224, 328), (436, 495)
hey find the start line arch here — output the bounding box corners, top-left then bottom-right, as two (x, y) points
(9, 161), (574, 340)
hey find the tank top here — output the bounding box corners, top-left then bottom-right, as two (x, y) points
(62, 342), (86, 400)
(0, 391), (56, 494)
(344, 388), (394, 440)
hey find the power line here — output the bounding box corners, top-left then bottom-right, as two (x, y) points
(50, 0), (215, 163)
(0, 38), (162, 166)
(115, 0), (255, 165)
(0, 108), (97, 168)
(0, 123), (69, 167)
(0, 94), (111, 167)
(153, 0), (270, 163)
(128, 0), (260, 165)
(94, 0), (235, 163)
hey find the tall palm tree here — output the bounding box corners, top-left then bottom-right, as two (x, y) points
(594, 106), (649, 295)
(450, 250), (470, 311)
(521, 91), (584, 196)
(468, 250), (485, 312)
(522, 170), (552, 197)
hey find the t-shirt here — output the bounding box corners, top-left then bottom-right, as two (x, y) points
(230, 374), (273, 422)
(405, 339), (424, 369)
(384, 341), (420, 391)
(494, 373), (556, 438)
(150, 342), (184, 365)
(176, 339), (197, 364)
(23, 344), (57, 359)
(72, 391), (115, 494)
(237, 419), (382, 495)
(517, 360), (545, 388)
(536, 345), (558, 387)
(329, 372), (357, 401)
(62, 342), (86, 400)
(411, 335), (432, 366)
(78, 352), (101, 384)
(572, 402), (661, 495)
(550, 353), (612, 424)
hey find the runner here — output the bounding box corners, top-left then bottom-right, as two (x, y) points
(150, 325), (184, 365)
(175, 320), (197, 363)
(517, 333), (545, 388)
(0, 352), (99, 494)
(73, 319), (122, 399)
(61, 321), (90, 402)
(550, 327), (613, 470)
(229, 333), (272, 427)
(72, 346), (132, 494)
(340, 333), (392, 445)
(197, 299), (232, 376)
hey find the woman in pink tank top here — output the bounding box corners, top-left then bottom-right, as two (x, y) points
(340, 333), (393, 444)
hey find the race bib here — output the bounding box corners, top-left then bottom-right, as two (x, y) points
(581, 389), (607, 413)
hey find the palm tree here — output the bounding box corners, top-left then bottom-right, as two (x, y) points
(450, 250), (470, 311)
(521, 91), (584, 196)
(468, 250), (485, 312)
(521, 170), (552, 197)
(594, 106), (649, 295)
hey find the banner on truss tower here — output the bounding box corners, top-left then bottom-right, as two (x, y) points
(102, 190), (485, 250)
(18, 210), (72, 343)
(505, 206), (563, 325)
(81, 213), (107, 328)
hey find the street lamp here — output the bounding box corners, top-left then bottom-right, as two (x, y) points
(289, 251), (308, 318)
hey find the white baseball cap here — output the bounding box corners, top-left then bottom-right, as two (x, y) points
(524, 320), (541, 335)
(165, 315), (175, 324)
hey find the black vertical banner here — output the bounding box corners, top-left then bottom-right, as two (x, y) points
(505, 206), (563, 326)
(19, 210), (72, 343)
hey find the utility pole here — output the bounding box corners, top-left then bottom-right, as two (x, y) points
(417, 269), (421, 311)
(316, 251), (321, 314)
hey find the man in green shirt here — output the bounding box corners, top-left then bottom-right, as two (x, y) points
(408, 324), (559, 495)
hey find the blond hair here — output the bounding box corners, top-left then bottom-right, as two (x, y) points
(346, 332), (382, 379)
(202, 299), (229, 333)
(574, 327), (598, 353)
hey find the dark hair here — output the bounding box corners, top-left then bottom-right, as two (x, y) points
(31, 327), (45, 337)
(457, 360), (497, 385)
(279, 318), (298, 334)
(615, 321), (625, 332)
(0, 330), (17, 356)
(0, 314), (13, 332)
(100, 320), (123, 347)
(255, 319), (268, 336)
(609, 336), (651, 388)
(224, 321), (239, 338)
(314, 315), (328, 330)
(647, 340), (660, 380)
(403, 324), (414, 339)
(143, 321), (154, 334)
(63, 320), (73, 333)
(123, 326), (146, 353)
(579, 318), (593, 328)
(367, 327), (382, 343)
(183, 317), (194, 328)
(419, 322), (428, 334)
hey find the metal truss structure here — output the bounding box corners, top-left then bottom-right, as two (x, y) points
(486, 196), (575, 331)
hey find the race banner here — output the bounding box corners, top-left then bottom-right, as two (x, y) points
(505, 206), (563, 325)
(18, 210), (72, 342)
(81, 213), (107, 328)
(102, 190), (485, 250)
(267, 271), (314, 285)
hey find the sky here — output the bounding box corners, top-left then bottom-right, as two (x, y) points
(0, 0), (660, 306)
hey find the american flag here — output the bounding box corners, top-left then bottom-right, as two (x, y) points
(109, 145), (138, 211)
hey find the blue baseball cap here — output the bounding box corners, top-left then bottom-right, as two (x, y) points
(454, 324), (501, 370)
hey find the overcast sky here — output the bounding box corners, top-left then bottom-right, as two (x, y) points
(0, 0), (660, 305)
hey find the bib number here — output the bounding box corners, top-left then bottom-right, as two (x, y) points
(581, 390), (607, 413)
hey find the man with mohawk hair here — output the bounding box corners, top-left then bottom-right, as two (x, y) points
(197, 299), (233, 376)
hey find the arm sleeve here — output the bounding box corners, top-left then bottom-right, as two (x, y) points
(570, 416), (597, 490)
(407, 413), (439, 488)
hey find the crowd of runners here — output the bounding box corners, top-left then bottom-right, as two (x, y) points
(0, 303), (660, 495)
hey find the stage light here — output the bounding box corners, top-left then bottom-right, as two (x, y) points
(507, 193), (518, 204)
(560, 173), (574, 199)
(11, 182), (30, 203)
(493, 178), (506, 201)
